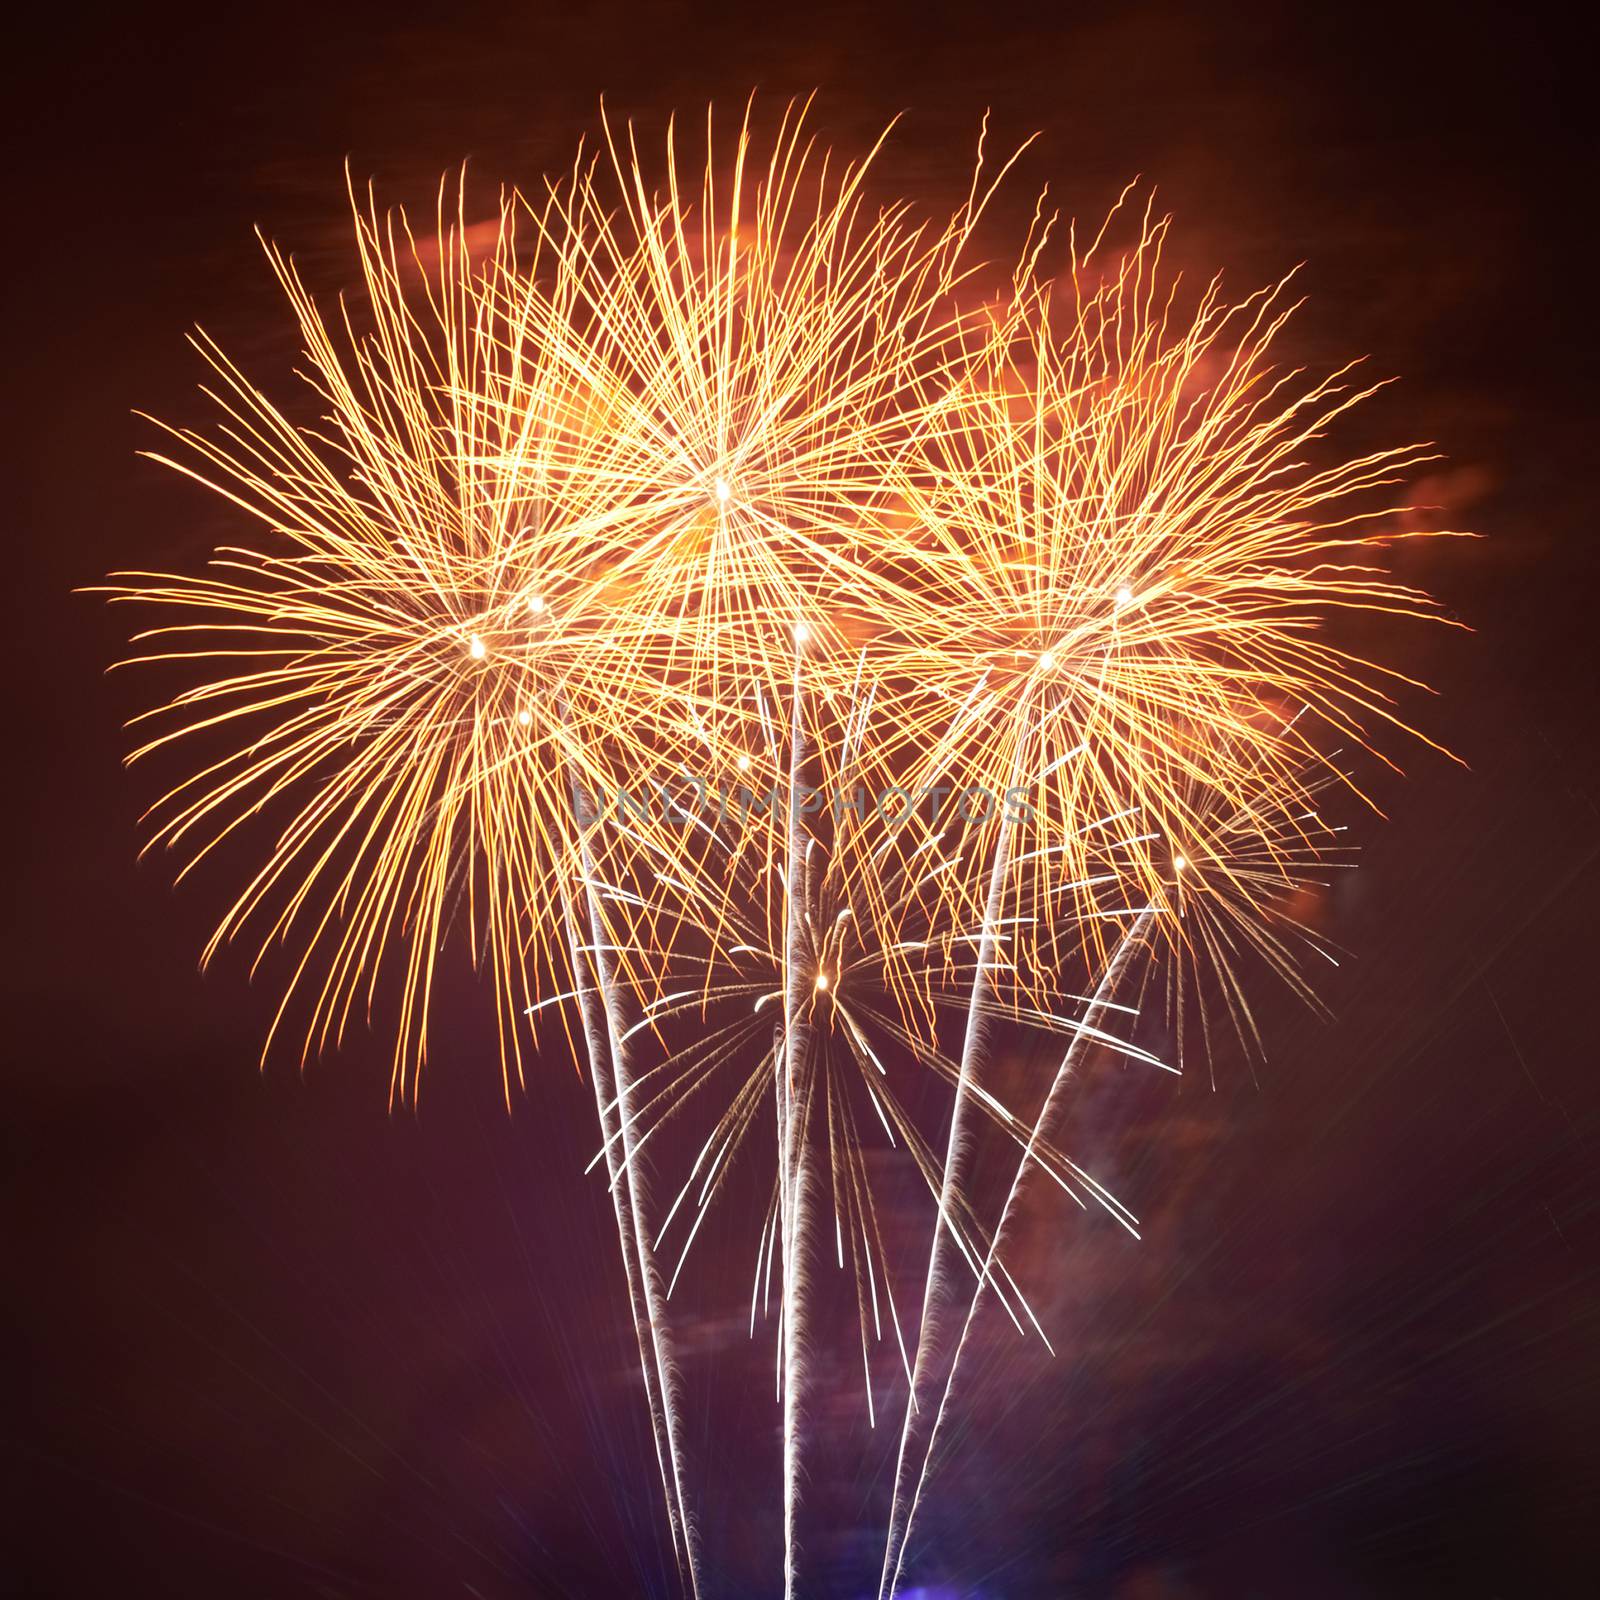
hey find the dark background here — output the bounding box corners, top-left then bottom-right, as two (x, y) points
(6, 2), (1598, 1595)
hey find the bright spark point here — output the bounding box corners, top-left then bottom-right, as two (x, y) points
(1114, 583), (1135, 609)
(737, 753), (751, 771)
(1039, 651), (1057, 670)
(794, 623), (811, 645)
(517, 709), (532, 727)
(468, 634), (486, 659)
(1173, 853), (1188, 871)
(814, 973), (829, 991)
(714, 477), (731, 504)
(528, 595), (545, 614)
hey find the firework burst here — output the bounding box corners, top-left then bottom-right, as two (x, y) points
(101, 105), (1460, 1600)
(100, 171), (720, 1591)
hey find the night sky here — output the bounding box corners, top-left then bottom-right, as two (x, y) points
(7, 3), (1599, 1595)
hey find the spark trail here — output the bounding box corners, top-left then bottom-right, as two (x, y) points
(881, 912), (1154, 1597)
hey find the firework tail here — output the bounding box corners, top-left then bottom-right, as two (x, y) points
(882, 910), (1154, 1597)
(880, 695), (1032, 1593)
(780, 639), (818, 1600)
(563, 759), (701, 1598)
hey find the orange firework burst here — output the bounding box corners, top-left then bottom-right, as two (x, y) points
(99, 173), (723, 1591)
(479, 98), (1032, 728)
(99, 102), (1463, 1600)
(877, 193), (1461, 979)
(876, 194), (1465, 1595)
(100, 177), (686, 1101)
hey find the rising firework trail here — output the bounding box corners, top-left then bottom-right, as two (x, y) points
(583, 655), (1162, 1600)
(882, 912), (1154, 1597)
